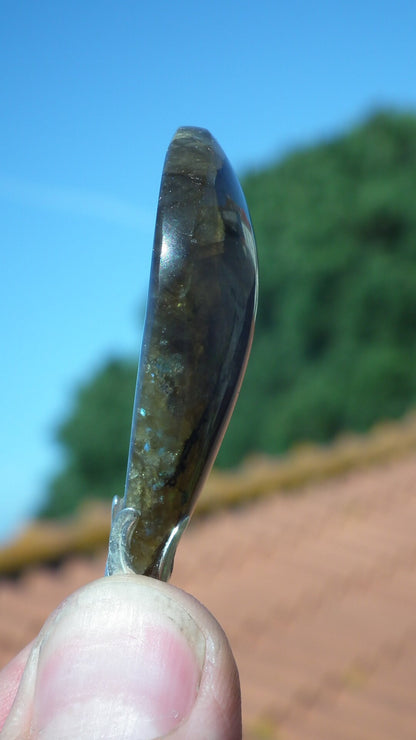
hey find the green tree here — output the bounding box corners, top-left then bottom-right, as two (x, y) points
(39, 359), (136, 518)
(218, 110), (416, 464)
(40, 110), (416, 516)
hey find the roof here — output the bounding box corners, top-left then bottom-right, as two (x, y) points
(1, 447), (416, 738)
(2, 412), (416, 575)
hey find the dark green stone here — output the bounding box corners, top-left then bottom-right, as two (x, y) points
(107, 127), (258, 579)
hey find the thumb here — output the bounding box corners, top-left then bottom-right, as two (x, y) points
(1, 575), (241, 739)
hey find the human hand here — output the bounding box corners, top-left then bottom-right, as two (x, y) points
(0, 575), (241, 739)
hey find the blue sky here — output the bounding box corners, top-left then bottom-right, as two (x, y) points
(1, 0), (415, 542)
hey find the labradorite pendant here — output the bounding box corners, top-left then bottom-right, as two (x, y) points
(106, 127), (258, 580)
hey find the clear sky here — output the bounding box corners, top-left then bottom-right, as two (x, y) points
(1, 0), (415, 542)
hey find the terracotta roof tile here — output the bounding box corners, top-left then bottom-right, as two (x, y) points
(1, 454), (416, 737)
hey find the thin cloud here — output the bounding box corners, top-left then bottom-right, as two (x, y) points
(0, 175), (154, 230)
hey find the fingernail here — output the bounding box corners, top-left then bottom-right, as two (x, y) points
(31, 579), (205, 739)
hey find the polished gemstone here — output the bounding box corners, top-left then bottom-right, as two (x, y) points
(106, 127), (258, 579)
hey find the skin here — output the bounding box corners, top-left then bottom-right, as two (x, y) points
(0, 575), (241, 739)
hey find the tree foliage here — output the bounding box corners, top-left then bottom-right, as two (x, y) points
(40, 111), (416, 516)
(218, 110), (416, 464)
(39, 360), (136, 518)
